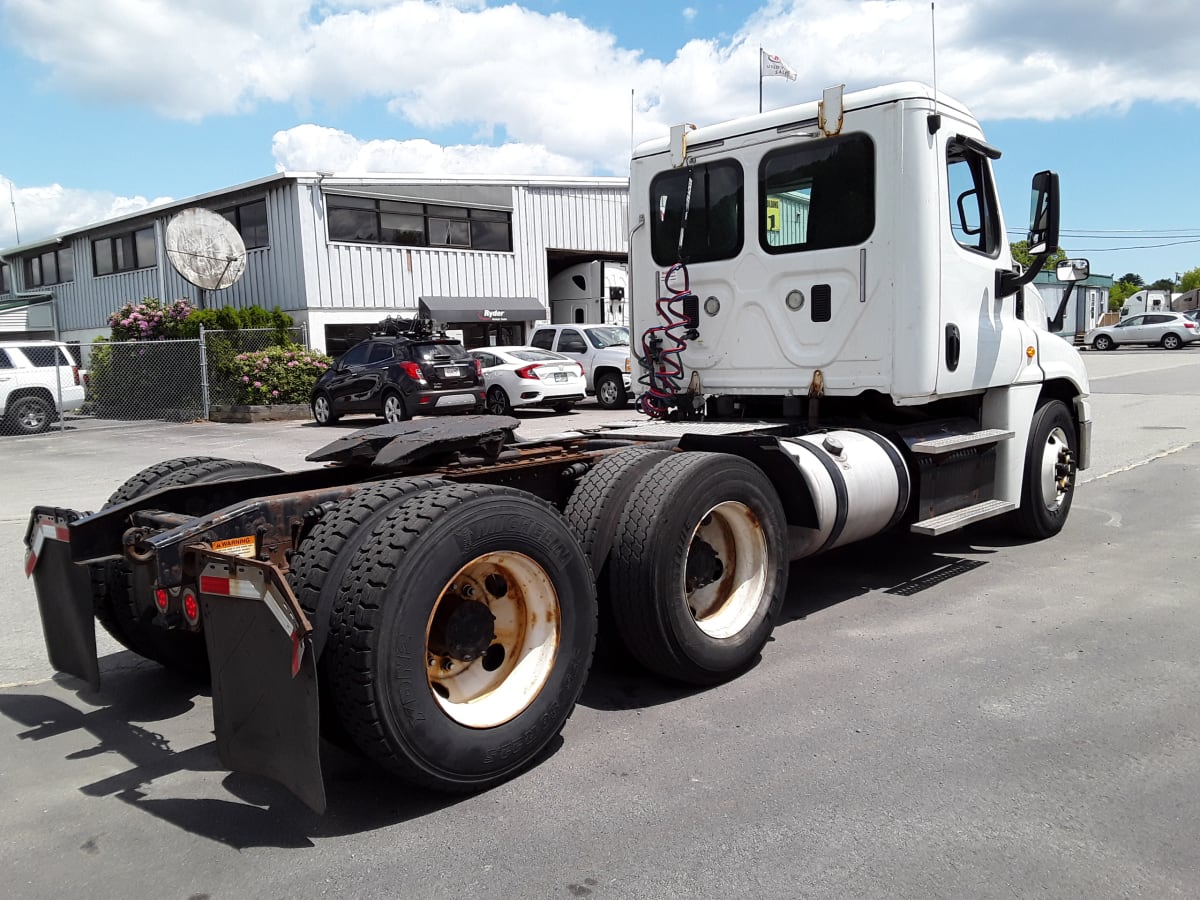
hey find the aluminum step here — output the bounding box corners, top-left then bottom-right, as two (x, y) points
(911, 428), (1014, 455)
(910, 499), (1016, 536)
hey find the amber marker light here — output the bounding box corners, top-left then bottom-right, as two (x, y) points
(1026, 346), (1036, 358)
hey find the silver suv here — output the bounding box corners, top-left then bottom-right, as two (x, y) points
(1086, 312), (1200, 351)
(0, 341), (86, 434)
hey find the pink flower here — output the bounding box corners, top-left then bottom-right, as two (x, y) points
(242, 375), (250, 383)
(253, 381), (262, 388)
(271, 390), (280, 397)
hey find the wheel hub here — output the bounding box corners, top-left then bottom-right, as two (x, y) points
(428, 595), (496, 662)
(685, 538), (724, 592)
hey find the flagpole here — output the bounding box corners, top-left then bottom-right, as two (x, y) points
(758, 46), (763, 113)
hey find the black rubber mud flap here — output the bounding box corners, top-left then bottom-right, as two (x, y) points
(26, 511), (100, 691)
(195, 552), (326, 814)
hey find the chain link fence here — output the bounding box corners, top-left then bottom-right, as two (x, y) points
(80, 326), (308, 422)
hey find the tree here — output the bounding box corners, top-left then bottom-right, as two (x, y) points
(1147, 277), (1175, 291)
(1118, 272), (1144, 287)
(1181, 268), (1200, 293)
(1010, 241), (1067, 271)
(1109, 279), (1140, 312)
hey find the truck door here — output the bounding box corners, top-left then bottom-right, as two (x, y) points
(937, 136), (1026, 395)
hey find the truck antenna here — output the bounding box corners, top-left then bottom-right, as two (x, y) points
(928, 2), (942, 134)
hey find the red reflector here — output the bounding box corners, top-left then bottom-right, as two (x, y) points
(72, 365), (81, 386)
(182, 590), (200, 625)
(199, 575), (231, 595)
(154, 588), (169, 612)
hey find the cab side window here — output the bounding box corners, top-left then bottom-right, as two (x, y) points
(530, 330), (554, 350)
(946, 139), (1001, 257)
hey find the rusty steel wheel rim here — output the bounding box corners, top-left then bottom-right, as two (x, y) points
(425, 551), (560, 728)
(683, 500), (769, 639)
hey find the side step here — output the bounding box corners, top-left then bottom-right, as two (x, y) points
(910, 499), (1016, 536)
(911, 429), (1014, 455)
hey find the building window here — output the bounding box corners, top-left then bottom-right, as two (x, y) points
(326, 194), (513, 252)
(92, 226), (157, 276)
(218, 198), (269, 250)
(1, 261), (10, 294)
(760, 133), (875, 253)
(24, 246), (75, 287)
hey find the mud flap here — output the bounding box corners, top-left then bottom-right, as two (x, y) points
(195, 553), (326, 814)
(25, 512), (100, 691)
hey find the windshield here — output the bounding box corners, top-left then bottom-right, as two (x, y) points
(585, 326), (629, 349)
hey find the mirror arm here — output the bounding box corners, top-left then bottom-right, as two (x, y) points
(1048, 281), (1076, 333)
(997, 249), (1051, 300)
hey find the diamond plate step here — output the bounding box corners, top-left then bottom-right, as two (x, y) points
(910, 499), (1016, 536)
(911, 428), (1014, 455)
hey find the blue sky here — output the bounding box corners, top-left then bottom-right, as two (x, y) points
(2, 0), (1199, 284)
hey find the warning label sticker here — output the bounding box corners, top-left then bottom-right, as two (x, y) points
(211, 535), (257, 558)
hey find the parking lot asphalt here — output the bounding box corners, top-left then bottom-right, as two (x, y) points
(1, 354), (1199, 899)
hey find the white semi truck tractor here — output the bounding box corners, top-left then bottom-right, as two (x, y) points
(24, 82), (1089, 812)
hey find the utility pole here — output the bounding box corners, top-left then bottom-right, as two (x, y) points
(8, 182), (20, 244)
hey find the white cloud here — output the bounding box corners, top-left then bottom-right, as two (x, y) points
(4, 0), (1200, 244)
(0, 177), (171, 249)
(683, 7), (697, 22)
(271, 124), (584, 175)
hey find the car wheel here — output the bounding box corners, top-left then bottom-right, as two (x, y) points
(595, 373), (628, 410)
(7, 395), (55, 434)
(551, 401), (574, 414)
(1092, 334), (1113, 351)
(382, 391), (409, 423)
(311, 391), (339, 425)
(1161, 333), (1182, 350)
(486, 386), (512, 416)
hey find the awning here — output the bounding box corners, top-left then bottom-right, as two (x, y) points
(0, 296), (54, 332)
(419, 296), (547, 323)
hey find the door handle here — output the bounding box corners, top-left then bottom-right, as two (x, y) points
(945, 323), (961, 372)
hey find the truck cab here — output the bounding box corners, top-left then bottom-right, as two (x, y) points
(628, 82), (1091, 523)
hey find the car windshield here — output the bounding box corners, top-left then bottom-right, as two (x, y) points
(585, 326), (629, 349)
(510, 349), (569, 363)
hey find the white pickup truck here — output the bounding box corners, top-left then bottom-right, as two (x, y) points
(527, 323), (632, 408)
(0, 340), (85, 434)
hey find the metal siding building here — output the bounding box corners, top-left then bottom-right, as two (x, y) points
(0, 174), (629, 352)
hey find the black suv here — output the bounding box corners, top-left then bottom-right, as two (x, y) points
(311, 335), (485, 425)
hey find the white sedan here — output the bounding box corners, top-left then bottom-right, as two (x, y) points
(469, 346), (586, 414)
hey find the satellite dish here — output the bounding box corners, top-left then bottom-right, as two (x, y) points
(165, 207), (247, 294)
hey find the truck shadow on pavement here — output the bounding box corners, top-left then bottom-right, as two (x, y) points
(0, 656), (496, 848)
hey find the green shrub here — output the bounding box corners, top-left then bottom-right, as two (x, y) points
(228, 345), (332, 405)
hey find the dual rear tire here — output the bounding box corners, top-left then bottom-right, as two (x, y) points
(565, 448), (788, 685)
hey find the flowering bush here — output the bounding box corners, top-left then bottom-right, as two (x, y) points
(107, 298), (194, 341)
(227, 345), (332, 405)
